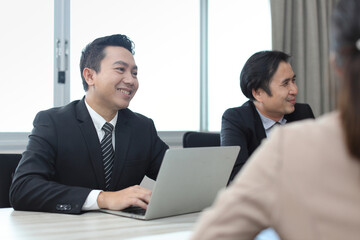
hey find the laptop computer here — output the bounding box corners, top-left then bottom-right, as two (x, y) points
(100, 146), (240, 220)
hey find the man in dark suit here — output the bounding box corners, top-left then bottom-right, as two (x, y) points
(10, 34), (169, 214)
(221, 51), (314, 183)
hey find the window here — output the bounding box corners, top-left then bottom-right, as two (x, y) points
(0, 0), (54, 132)
(70, 0), (200, 131)
(0, 0), (271, 150)
(208, 0), (272, 131)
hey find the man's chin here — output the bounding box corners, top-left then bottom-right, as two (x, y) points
(115, 101), (130, 110)
(285, 105), (296, 114)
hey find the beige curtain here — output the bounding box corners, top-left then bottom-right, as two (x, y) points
(270, 0), (338, 116)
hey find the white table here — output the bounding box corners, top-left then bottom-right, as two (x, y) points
(0, 208), (199, 240)
(0, 208), (280, 240)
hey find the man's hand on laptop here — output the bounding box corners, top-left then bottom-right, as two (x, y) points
(97, 185), (152, 210)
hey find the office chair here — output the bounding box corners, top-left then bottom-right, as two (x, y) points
(0, 154), (22, 208)
(182, 131), (221, 148)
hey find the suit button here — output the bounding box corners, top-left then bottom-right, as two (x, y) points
(56, 204), (72, 211)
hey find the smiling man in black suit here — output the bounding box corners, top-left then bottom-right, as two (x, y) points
(10, 34), (169, 213)
(222, 51), (314, 183)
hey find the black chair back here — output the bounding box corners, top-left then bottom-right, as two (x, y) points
(182, 131), (220, 148)
(0, 154), (22, 208)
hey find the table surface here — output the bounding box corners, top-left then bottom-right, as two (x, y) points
(0, 208), (199, 240)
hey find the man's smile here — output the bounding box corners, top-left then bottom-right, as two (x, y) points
(287, 97), (296, 105)
(117, 88), (132, 95)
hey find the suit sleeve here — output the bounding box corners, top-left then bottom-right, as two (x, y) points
(145, 118), (169, 180)
(190, 127), (283, 240)
(9, 111), (91, 214)
(221, 109), (250, 183)
(305, 104), (315, 119)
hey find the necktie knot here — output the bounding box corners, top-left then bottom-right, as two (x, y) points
(102, 122), (114, 135)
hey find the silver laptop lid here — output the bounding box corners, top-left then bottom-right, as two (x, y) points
(101, 146), (240, 220)
(144, 146), (240, 219)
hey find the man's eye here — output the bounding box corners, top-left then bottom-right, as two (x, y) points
(132, 72), (138, 77)
(117, 68), (125, 72)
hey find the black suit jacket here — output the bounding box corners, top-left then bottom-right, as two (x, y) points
(10, 98), (168, 214)
(221, 100), (314, 183)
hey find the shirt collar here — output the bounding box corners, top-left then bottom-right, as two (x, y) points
(84, 99), (118, 132)
(255, 108), (287, 132)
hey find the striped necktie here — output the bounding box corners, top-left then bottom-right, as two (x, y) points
(101, 122), (114, 190)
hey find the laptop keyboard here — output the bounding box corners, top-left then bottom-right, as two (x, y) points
(122, 206), (146, 215)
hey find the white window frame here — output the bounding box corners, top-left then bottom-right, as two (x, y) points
(0, 0), (210, 152)
(0, 0), (271, 152)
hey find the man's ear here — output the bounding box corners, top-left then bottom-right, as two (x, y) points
(83, 68), (96, 87)
(252, 88), (263, 102)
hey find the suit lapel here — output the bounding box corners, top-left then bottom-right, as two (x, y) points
(109, 109), (131, 190)
(248, 101), (267, 141)
(76, 98), (105, 189)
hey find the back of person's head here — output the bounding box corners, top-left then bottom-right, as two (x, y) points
(331, 0), (360, 159)
(80, 34), (135, 91)
(240, 50), (290, 100)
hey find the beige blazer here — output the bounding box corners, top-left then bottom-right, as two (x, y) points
(191, 112), (360, 240)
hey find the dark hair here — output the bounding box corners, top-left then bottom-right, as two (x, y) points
(80, 34), (135, 91)
(331, 0), (360, 159)
(240, 50), (291, 100)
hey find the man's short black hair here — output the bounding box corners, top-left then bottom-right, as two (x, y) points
(240, 50), (291, 100)
(80, 34), (135, 91)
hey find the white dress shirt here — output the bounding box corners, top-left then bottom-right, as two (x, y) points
(81, 99), (118, 211)
(255, 108), (287, 137)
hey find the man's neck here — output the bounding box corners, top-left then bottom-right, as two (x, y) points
(85, 95), (117, 122)
(253, 101), (284, 122)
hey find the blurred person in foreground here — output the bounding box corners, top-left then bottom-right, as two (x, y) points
(190, 0), (360, 239)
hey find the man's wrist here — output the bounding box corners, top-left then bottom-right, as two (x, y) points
(97, 191), (107, 209)
(82, 190), (102, 211)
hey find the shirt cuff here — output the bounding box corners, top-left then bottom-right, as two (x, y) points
(82, 190), (102, 211)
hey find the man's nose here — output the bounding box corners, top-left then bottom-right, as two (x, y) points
(290, 82), (298, 95)
(123, 71), (135, 85)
